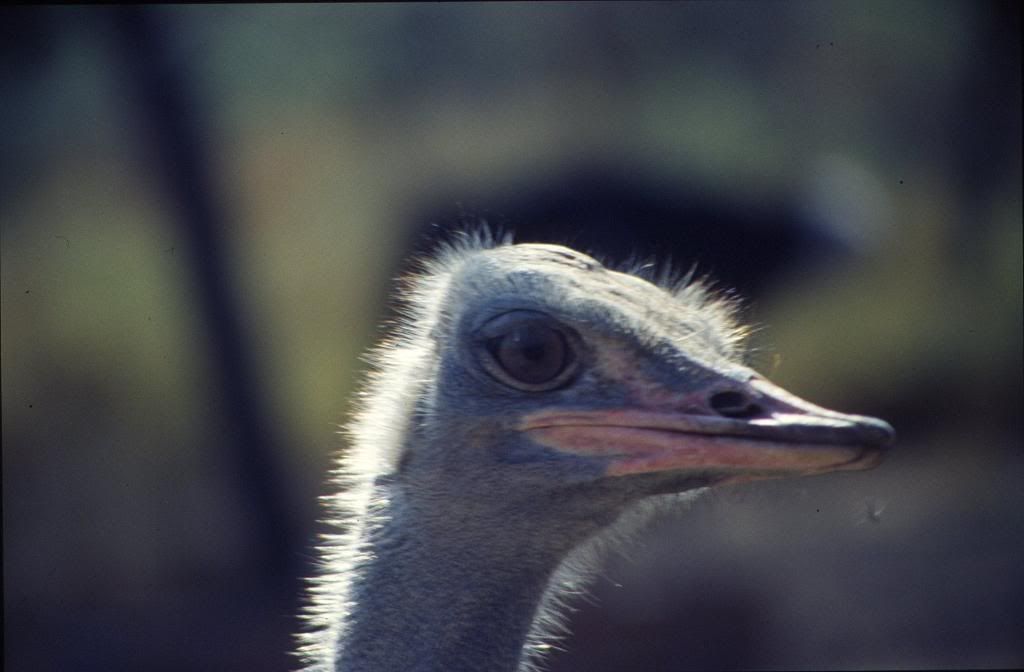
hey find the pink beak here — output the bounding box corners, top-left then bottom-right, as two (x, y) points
(522, 376), (893, 483)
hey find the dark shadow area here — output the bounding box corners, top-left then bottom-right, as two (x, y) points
(403, 162), (851, 299)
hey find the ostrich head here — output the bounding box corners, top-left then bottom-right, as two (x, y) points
(356, 240), (888, 516)
(306, 237), (893, 671)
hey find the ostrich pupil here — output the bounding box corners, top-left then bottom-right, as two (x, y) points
(498, 323), (566, 384)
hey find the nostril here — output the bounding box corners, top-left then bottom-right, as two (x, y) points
(709, 390), (764, 419)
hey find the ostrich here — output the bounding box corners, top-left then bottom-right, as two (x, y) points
(298, 236), (893, 671)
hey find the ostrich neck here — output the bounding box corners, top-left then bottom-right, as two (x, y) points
(335, 485), (571, 672)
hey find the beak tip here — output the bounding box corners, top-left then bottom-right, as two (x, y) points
(861, 417), (896, 448)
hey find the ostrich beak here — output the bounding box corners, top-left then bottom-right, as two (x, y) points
(521, 376), (894, 481)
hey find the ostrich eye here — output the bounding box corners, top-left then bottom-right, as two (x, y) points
(493, 323), (566, 384)
(478, 311), (578, 390)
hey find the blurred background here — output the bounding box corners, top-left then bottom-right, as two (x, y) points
(2, 3), (1021, 670)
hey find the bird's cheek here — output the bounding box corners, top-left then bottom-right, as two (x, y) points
(591, 344), (713, 412)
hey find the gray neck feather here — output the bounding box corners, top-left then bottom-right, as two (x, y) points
(333, 484), (578, 672)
